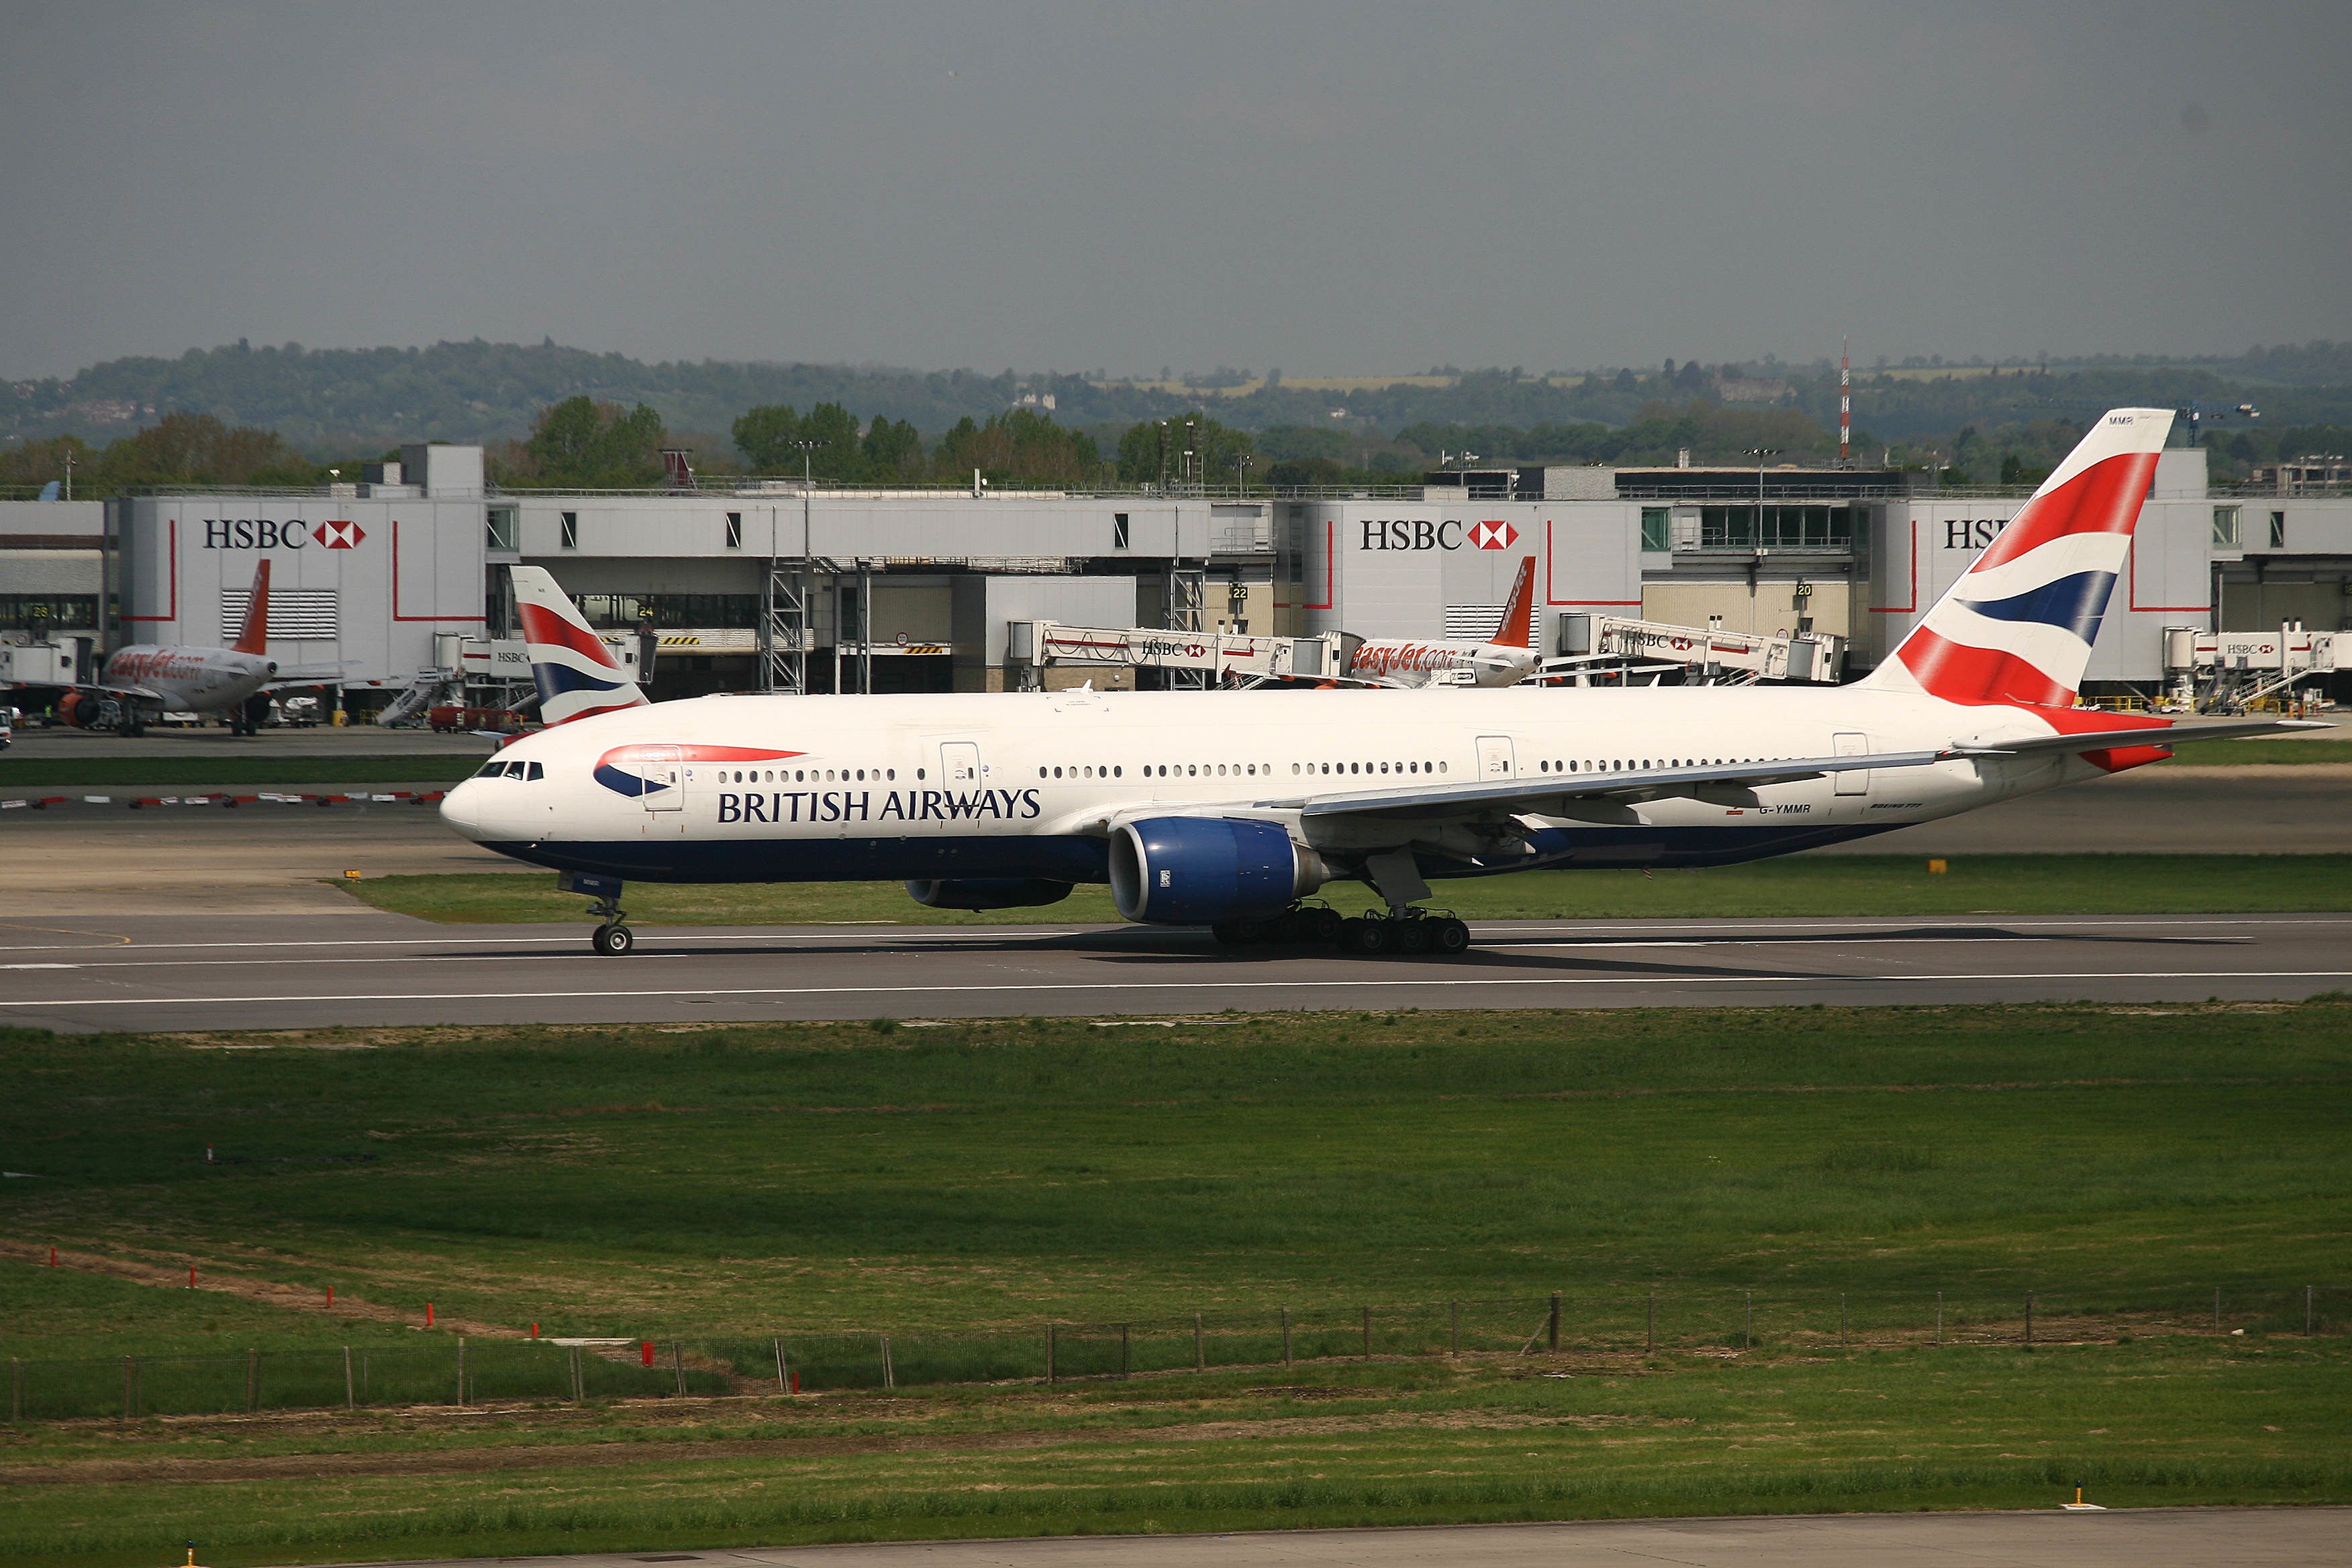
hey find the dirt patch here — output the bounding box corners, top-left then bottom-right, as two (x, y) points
(0, 1410), (1686, 1487)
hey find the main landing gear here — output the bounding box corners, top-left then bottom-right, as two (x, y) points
(558, 871), (634, 955)
(1212, 903), (1473, 959)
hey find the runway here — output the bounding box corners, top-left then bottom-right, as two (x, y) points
(313, 1507), (2352, 1568)
(3, 904), (2347, 1033)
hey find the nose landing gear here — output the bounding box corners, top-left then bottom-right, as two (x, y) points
(558, 871), (634, 956)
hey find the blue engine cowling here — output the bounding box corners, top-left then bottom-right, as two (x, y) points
(1108, 817), (1328, 925)
(904, 877), (1074, 911)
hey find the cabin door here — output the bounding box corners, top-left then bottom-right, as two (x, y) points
(642, 745), (683, 812)
(1475, 734), (1516, 780)
(1832, 732), (1869, 796)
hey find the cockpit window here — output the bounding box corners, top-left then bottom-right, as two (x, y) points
(524, 761), (544, 781)
(475, 761), (507, 778)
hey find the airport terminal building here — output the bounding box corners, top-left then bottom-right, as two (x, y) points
(5, 438), (2349, 707)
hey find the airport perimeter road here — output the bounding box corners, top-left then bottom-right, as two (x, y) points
(3, 907), (2347, 1034)
(314, 1507), (2352, 1568)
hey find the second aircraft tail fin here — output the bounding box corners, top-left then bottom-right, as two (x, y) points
(1490, 556), (1536, 649)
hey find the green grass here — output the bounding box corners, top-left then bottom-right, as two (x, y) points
(6, 1002), (2349, 1561)
(345, 852), (2352, 925)
(2161, 738), (2352, 765)
(0, 754), (485, 789)
(0, 1340), (2345, 1566)
(5, 1001), (2347, 1343)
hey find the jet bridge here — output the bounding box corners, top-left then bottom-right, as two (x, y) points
(2167, 624), (2346, 712)
(1006, 621), (1359, 688)
(1553, 614), (1848, 685)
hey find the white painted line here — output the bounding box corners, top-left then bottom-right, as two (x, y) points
(3, 970), (2349, 1010)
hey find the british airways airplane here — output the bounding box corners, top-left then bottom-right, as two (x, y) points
(443, 409), (2320, 957)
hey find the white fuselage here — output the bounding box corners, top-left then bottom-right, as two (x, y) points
(440, 685), (2106, 893)
(102, 644), (276, 714)
(1347, 639), (1538, 687)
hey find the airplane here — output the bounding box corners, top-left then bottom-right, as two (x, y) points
(1346, 555), (1538, 686)
(33, 560), (342, 736)
(441, 408), (2324, 957)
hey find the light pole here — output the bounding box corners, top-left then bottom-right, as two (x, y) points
(1230, 452), (1254, 495)
(1745, 448), (1779, 546)
(791, 440), (824, 693)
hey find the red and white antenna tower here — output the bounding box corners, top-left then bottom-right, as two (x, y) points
(1839, 337), (1851, 466)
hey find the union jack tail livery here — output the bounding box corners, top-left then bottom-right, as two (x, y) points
(1865, 407), (2173, 708)
(230, 558), (271, 655)
(1491, 556), (1536, 650)
(510, 566), (650, 726)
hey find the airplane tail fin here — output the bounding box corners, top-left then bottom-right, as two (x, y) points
(1863, 407), (2174, 707)
(1491, 556), (1536, 649)
(231, 559), (271, 654)
(509, 566), (650, 725)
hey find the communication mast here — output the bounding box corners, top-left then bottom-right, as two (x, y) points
(1839, 338), (1851, 467)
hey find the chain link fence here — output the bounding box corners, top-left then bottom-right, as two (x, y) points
(8, 1283), (2340, 1422)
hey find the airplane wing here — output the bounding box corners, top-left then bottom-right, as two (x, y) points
(1947, 718), (2329, 756)
(38, 680), (170, 703)
(1284, 748), (1945, 823)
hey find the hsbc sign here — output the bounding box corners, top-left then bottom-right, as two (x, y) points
(1357, 519), (1520, 551)
(202, 518), (369, 550)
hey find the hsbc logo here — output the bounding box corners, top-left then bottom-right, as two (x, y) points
(201, 518), (370, 550)
(1356, 518), (1527, 552)
(1469, 520), (1517, 550)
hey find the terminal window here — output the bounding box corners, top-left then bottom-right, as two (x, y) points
(1640, 507), (1670, 552)
(2212, 506), (2240, 548)
(485, 506), (519, 552)
(560, 511), (579, 550)
(1698, 505), (1855, 550)
(1114, 513), (1130, 550)
(726, 512), (744, 550)
(2269, 510), (2287, 550)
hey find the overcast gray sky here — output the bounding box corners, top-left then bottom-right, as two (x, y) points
(3, 1), (2347, 380)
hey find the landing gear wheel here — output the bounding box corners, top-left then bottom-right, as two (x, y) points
(1306, 906), (1344, 944)
(1272, 910), (1308, 944)
(1391, 919), (1433, 955)
(591, 923), (635, 956)
(1340, 917), (1389, 956)
(1211, 919), (1256, 946)
(1432, 917), (1471, 955)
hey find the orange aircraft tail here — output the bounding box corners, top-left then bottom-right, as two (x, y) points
(1490, 556), (1536, 648)
(231, 558), (271, 654)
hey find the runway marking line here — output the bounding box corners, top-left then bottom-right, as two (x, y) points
(6, 970), (2351, 1010)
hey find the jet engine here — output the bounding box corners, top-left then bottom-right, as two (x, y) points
(904, 877), (1074, 912)
(1108, 816), (1330, 925)
(56, 691), (102, 728)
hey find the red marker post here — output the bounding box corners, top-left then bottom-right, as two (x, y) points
(189, 1265), (197, 1287)
(641, 1341), (656, 1367)
(326, 1285), (334, 1308)
(426, 1302), (435, 1328)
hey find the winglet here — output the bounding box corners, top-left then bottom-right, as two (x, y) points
(509, 565), (650, 725)
(230, 558), (271, 654)
(1491, 556), (1536, 649)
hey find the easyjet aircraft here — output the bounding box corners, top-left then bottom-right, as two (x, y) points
(443, 410), (2320, 957)
(1346, 555), (1538, 686)
(35, 560), (338, 736)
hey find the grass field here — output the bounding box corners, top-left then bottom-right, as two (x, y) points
(4, 999), (2351, 1563)
(4, 999), (2347, 1562)
(345, 852), (2352, 926)
(2161, 738), (2352, 765)
(0, 754), (485, 789)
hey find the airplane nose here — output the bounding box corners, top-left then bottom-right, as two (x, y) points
(440, 781), (484, 840)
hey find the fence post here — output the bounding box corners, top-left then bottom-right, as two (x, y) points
(1281, 1306), (1292, 1368)
(881, 1336), (894, 1389)
(1450, 1299), (1460, 1356)
(1937, 1290), (1944, 1346)
(1646, 1293), (1655, 1355)
(2214, 1287), (2222, 1333)
(775, 1336), (789, 1394)
(2024, 1293), (2034, 1346)
(10, 1357), (19, 1422)
(1194, 1312), (1205, 1371)
(571, 1345), (583, 1403)
(343, 1346), (354, 1412)
(1120, 1324), (1130, 1381)
(246, 1349), (259, 1414)
(1745, 1291), (1752, 1349)
(1046, 1325), (1056, 1385)
(1840, 1293), (1848, 1346)
(2308, 1285), (2316, 1336)
(456, 1338), (465, 1406)
(123, 1356), (134, 1421)
(1549, 1292), (1560, 1353)
(1364, 1306), (1373, 1361)
(673, 1340), (686, 1398)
